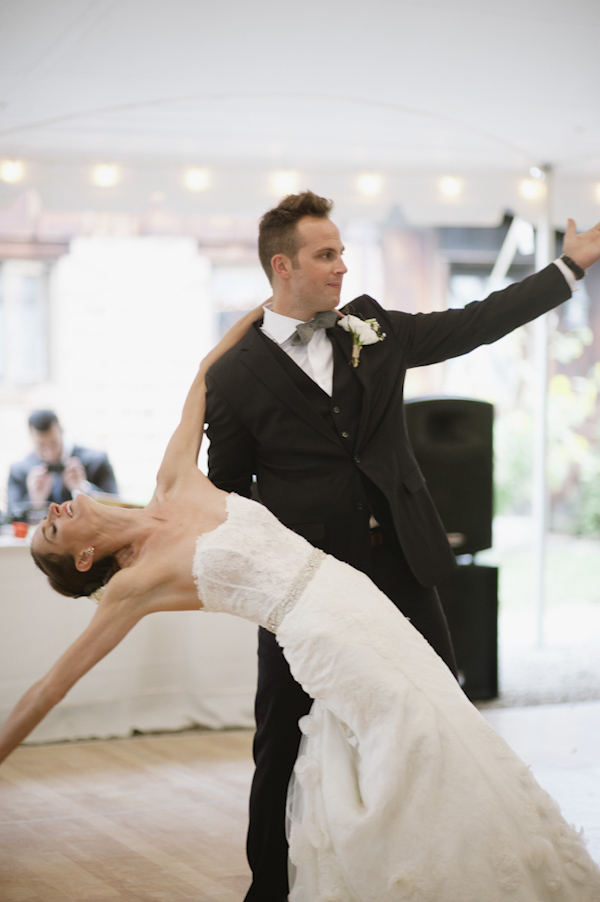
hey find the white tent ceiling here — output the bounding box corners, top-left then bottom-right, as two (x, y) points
(0, 0), (599, 225)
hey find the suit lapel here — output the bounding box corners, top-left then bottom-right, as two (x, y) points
(239, 322), (343, 447)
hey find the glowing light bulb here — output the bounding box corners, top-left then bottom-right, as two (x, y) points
(271, 171), (298, 195)
(91, 164), (119, 187)
(184, 168), (209, 191)
(357, 173), (383, 196)
(0, 160), (24, 183)
(519, 179), (544, 200)
(439, 177), (462, 198)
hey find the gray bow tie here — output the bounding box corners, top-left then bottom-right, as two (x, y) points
(291, 310), (339, 346)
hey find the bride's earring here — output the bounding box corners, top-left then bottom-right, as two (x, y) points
(84, 547), (95, 557)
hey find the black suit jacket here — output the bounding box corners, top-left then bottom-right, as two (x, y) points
(206, 263), (570, 588)
(7, 444), (118, 517)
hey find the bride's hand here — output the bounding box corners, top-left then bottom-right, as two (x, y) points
(157, 300), (269, 481)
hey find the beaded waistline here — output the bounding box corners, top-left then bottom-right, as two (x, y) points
(265, 548), (326, 634)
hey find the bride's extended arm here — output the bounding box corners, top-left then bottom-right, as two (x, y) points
(0, 575), (147, 764)
(0, 308), (268, 764)
(157, 304), (266, 483)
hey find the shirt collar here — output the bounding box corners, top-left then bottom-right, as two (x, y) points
(262, 304), (306, 346)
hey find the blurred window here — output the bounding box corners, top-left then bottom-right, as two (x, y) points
(0, 260), (49, 384)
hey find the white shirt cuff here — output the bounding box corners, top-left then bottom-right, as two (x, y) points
(553, 257), (578, 292)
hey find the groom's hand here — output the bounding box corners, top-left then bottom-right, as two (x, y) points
(563, 218), (600, 272)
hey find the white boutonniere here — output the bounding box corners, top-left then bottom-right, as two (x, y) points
(338, 314), (386, 367)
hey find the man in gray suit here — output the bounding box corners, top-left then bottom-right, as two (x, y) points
(8, 409), (118, 518)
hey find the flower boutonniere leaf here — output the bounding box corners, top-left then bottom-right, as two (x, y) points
(337, 314), (386, 367)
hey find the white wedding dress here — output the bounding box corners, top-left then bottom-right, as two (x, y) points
(193, 494), (600, 902)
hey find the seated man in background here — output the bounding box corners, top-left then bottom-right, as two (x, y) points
(7, 409), (118, 519)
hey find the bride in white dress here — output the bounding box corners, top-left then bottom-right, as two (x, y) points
(1, 306), (599, 901)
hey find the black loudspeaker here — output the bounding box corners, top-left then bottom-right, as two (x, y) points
(405, 398), (498, 699)
(437, 564), (498, 700)
(404, 398), (494, 556)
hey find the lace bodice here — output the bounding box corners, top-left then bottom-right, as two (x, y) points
(193, 493), (320, 630)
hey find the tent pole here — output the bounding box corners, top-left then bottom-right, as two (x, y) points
(532, 165), (554, 647)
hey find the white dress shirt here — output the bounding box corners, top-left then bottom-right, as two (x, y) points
(261, 304), (335, 396)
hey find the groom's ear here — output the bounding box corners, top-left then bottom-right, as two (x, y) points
(272, 253), (292, 280)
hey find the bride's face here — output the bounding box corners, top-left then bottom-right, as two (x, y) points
(32, 494), (96, 559)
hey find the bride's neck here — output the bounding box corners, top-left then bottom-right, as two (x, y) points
(95, 504), (152, 555)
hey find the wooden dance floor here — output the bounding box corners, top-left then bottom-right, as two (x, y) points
(0, 730), (254, 901)
(1, 702), (599, 900)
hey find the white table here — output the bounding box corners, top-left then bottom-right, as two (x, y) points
(0, 537), (257, 743)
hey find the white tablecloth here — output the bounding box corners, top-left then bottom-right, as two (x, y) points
(0, 539), (258, 743)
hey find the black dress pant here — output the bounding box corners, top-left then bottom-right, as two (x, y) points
(243, 532), (457, 902)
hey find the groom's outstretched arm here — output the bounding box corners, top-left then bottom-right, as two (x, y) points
(379, 218), (600, 370)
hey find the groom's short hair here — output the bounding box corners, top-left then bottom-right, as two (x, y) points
(258, 190), (334, 283)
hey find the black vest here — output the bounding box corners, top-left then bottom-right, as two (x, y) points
(264, 330), (363, 453)
(262, 332), (396, 534)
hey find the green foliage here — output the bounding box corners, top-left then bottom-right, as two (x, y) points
(493, 409), (532, 516)
(493, 353), (600, 536)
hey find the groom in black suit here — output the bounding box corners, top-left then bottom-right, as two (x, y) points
(205, 191), (600, 901)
